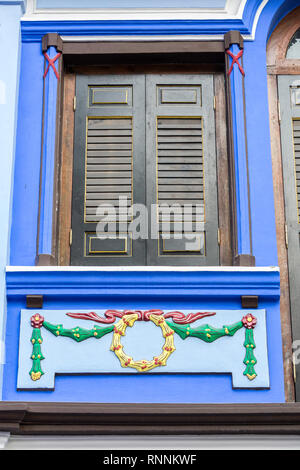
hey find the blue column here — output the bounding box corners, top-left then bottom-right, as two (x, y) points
(37, 35), (62, 265)
(0, 0), (26, 398)
(225, 31), (255, 267)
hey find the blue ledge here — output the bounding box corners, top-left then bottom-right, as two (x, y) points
(6, 267), (280, 300)
(21, 0), (265, 41)
(21, 19), (248, 42)
(20, 0), (265, 42)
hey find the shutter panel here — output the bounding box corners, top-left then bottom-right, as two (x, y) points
(157, 117), (204, 210)
(278, 75), (300, 399)
(71, 73), (219, 267)
(71, 75), (146, 265)
(146, 75), (219, 265)
(85, 118), (132, 223)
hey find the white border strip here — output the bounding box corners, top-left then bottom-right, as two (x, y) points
(22, 12), (237, 21)
(236, 0), (247, 17)
(6, 266), (279, 272)
(4, 434), (300, 450)
(60, 35), (225, 41)
(248, 0), (269, 40)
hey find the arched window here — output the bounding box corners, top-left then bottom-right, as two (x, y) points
(286, 28), (300, 59)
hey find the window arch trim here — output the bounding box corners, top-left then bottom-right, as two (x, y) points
(267, 6), (300, 74)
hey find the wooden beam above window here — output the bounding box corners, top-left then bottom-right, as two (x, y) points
(62, 40), (225, 56)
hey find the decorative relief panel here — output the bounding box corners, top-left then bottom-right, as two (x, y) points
(17, 308), (270, 390)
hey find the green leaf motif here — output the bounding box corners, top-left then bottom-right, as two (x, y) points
(243, 328), (257, 381)
(167, 319), (257, 381)
(166, 321), (243, 343)
(43, 321), (114, 343)
(29, 328), (44, 381)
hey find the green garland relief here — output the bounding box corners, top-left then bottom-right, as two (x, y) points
(243, 328), (257, 381)
(43, 321), (114, 343)
(168, 318), (258, 381)
(166, 321), (244, 343)
(28, 313), (258, 383)
(29, 328), (45, 381)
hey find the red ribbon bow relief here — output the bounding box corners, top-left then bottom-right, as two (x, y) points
(43, 52), (61, 80)
(226, 49), (245, 77)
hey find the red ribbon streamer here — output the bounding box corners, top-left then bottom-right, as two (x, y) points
(66, 309), (216, 325)
(226, 49), (245, 76)
(43, 52), (61, 80)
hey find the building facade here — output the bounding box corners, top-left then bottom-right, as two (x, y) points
(1, 0), (300, 447)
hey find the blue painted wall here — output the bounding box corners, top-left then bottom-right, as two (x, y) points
(242, 0), (300, 266)
(12, 0), (297, 267)
(10, 43), (44, 266)
(6, 0), (300, 403)
(0, 0), (26, 397)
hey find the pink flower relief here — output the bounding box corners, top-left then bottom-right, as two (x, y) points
(30, 314), (45, 329)
(242, 314), (257, 330)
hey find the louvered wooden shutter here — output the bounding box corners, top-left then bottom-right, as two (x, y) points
(293, 119), (300, 217)
(146, 75), (219, 265)
(157, 117), (204, 219)
(71, 75), (146, 265)
(278, 76), (300, 399)
(71, 73), (219, 266)
(85, 118), (132, 221)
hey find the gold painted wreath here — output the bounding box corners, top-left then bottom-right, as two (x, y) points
(110, 313), (175, 372)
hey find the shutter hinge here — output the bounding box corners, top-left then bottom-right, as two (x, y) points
(285, 223), (288, 249)
(278, 101), (281, 122)
(213, 95), (216, 111)
(73, 96), (77, 112)
(217, 228), (221, 245)
(69, 228), (73, 246)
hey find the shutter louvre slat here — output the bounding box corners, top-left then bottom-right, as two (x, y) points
(157, 118), (205, 223)
(85, 117), (132, 223)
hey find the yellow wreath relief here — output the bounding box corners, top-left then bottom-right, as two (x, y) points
(110, 313), (175, 372)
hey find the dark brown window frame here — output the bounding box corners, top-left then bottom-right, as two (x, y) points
(49, 36), (232, 266)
